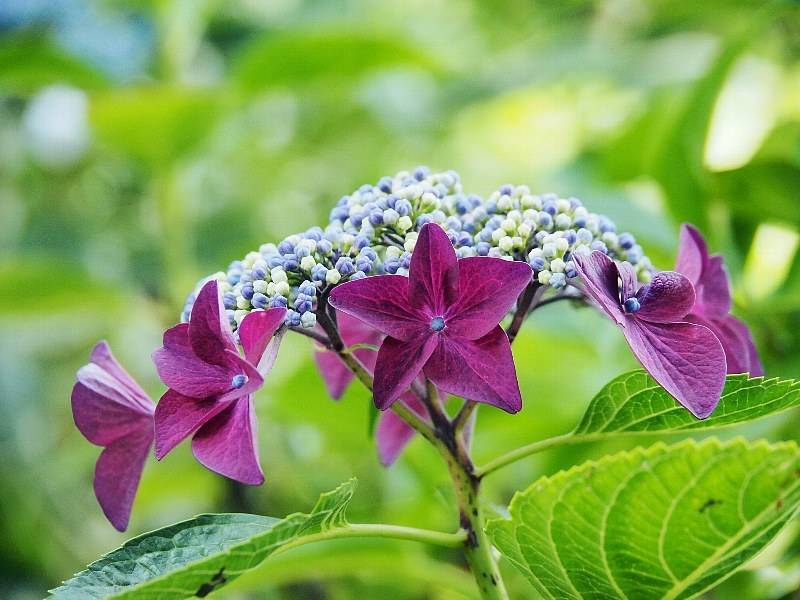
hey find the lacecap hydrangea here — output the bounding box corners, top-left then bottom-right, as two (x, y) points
(182, 167), (653, 330)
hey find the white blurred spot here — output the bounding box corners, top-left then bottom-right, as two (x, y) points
(744, 223), (800, 301)
(23, 85), (90, 169)
(705, 55), (782, 172)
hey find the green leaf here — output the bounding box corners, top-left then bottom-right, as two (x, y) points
(0, 35), (108, 93)
(234, 30), (440, 94)
(574, 370), (800, 436)
(50, 479), (356, 600)
(91, 88), (220, 165)
(487, 438), (800, 600)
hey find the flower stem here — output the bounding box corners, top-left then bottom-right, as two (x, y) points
(474, 432), (604, 478)
(506, 282), (541, 344)
(270, 523), (468, 559)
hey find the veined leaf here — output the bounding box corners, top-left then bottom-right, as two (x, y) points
(574, 370), (800, 435)
(50, 479), (356, 599)
(487, 438), (800, 600)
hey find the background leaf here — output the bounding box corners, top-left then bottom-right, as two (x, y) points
(486, 438), (800, 600)
(574, 370), (800, 436)
(50, 479), (356, 600)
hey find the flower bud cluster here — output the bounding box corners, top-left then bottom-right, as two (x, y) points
(183, 167), (652, 330)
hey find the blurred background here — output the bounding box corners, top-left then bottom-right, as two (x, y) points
(1, 1), (800, 598)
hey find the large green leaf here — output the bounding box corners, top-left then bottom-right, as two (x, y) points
(50, 479), (356, 599)
(487, 438), (800, 600)
(574, 370), (800, 436)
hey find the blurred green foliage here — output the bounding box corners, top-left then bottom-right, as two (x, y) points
(1, 1), (799, 598)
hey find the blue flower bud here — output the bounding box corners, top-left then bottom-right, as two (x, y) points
(285, 310), (302, 327)
(573, 215), (587, 228)
(251, 293), (268, 309)
(529, 256), (545, 272)
(568, 197), (583, 210)
(485, 200), (498, 214)
(270, 295), (288, 308)
(298, 280), (316, 297)
(356, 258), (373, 273)
(499, 184), (514, 196)
(395, 199), (412, 216)
(623, 297), (641, 313)
(386, 193), (400, 208)
(305, 227), (324, 241)
(599, 217), (616, 233)
(283, 254), (300, 271)
(400, 252), (412, 269)
(537, 212), (553, 228)
(445, 216), (462, 231)
(359, 247), (377, 261)
(565, 262), (577, 278)
(563, 230), (577, 246)
(455, 196), (469, 214)
(591, 240), (608, 253)
(223, 292), (237, 310)
(414, 165), (429, 181)
(626, 244), (644, 264)
(618, 232), (636, 250)
(417, 214), (432, 227)
(228, 272), (241, 285)
(241, 282), (255, 300)
(457, 232), (473, 247)
(295, 293), (313, 313)
(549, 272), (567, 288)
(335, 256), (355, 276)
(576, 228), (593, 245)
(278, 239), (295, 255)
(542, 201), (558, 216)
(350, 271), (367, 281)
(378, 176), (393, 193)
(295, 246), (310, 259)
(252, 267), (267, 280)
(384, 257), (401, 273)
(226, 309), (236, 325)
(368, 209), (384, 226)
(476, 241), (491, 256)
(311, 264), (328, 282)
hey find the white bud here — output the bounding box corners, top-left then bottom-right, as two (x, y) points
(537, 270), (553, 285)
(602, 232), (618, 247)
(501, 219), (516, 233)
(253, 280), (268, 294)
(236, 296), (251, 310)
(497, 196), (513, 212)
(300, 255), (316, 271)
(397, 216), (413, 232)
(511, 236), (524, 249)
(556, 238), (569, 253)
(528, 247), (543, 259)
(491, 228), (505, 243)
(383, 208), (399, 225)
(507, 210), (523, 224)
(300, 312), (317, 328)
(234, 310), (249, 325)
(555, 214), (572, 229)
(498, 236), (513, 252)
(557, 199), (571, 213)
(271, 268), (288, 283)
(385, 246), (402, 259)
(542, 243), (557, 258)
(550, 258), (566, 273)
(326, 269), (342, 284)
(404, 237), (417, 252)
(274, 281), (290, 296)
(517, 223), (532, 238)
(218, 282), (233, 294)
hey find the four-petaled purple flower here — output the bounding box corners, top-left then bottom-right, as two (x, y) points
(153, 280), (285, 485)
(71, 341), (155, 531)
(315, 310), (432, 466)
(574, 250), (727, 419)
(675, 223), (764, 376)
(329, 222), (532, 412)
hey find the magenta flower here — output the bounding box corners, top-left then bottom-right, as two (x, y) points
(314, 310), (430, 466)
(152, 280), (285, 485)
(71, 341), (155, 531)
(329, 222), (532, 412)
(675, 223), (764, 376)
(574, 251), (727, 418)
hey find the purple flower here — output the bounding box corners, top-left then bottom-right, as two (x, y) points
(574, 251), (727, 419)
(314, 310), (431, 466)
(329, 222), (532, 412)
(71, 341), (155, 531)
(152, 280), (285, 485)
(675, 223), (764, 376)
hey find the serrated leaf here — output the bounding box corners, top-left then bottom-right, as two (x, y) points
(487, 438), (800, 600)
(51, 479), (356, 600)
(574, 370), (800, 436)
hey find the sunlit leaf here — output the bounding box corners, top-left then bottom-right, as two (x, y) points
(574, 370), (800, 435)
(487, 438), (800, 599)
(50, 479), (356, 599)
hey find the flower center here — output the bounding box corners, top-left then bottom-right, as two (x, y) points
(231, 374), (248, 389)
(430, 316), (446, 332)
(623, 297), (641, 314)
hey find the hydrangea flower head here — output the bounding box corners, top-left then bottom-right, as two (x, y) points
(574, 250), (727, 419)
(329, 222), (532, 412)
(675, 223), (764, 376)
(153, 280), (285, 485)
(71, 341), (155, 531)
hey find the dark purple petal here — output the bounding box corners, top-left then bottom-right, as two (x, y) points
(424, 326), (522, 413)
(695, 255), (732, 319)
(329, 275), (427, 341)
(675, 223), (706, 285)
(93, 430), (151, 531)
(573, 251), (625, 326)
(634, 271), (696, 323)
(239, 308), (286, 366)
(373, 335), (438, 409)
(689, 314), (764, 376)
(153, 325), (258, 398)
(314, 350), (354, 400)
(153, 388), (232, 459)
(408, 223), (459, 314)
(87, 341), (154, 414)
(315, 312), (382, 400)
(675, 224), (732, 319)
(376, 392), (427, 467)
(445, 257), (532, 340)
(623, 319), (726, 419)
(192, 396), (264, 485)
(188, 280), (238, 365)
